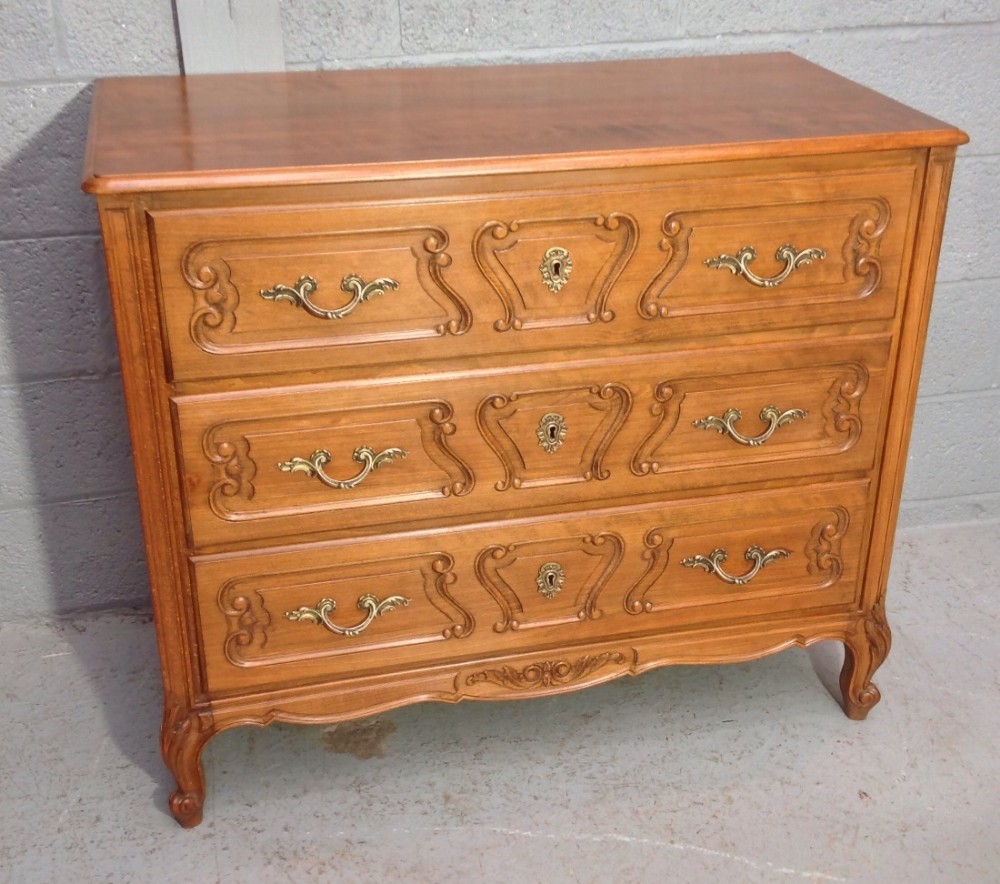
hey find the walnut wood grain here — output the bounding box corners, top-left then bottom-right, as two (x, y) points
(85, 54), (963, 826)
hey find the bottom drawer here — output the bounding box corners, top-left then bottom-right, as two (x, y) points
(193, 481), (870, 696)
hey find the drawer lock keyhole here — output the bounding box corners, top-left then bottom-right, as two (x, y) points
(536, 562), (565, 599)
(540, 246), (573, 293)
(536, 412), (567, 453)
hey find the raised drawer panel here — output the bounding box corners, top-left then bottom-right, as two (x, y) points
(174, 337), (889, 548)
(150, 164), (917, 382)
(193, 481), (869, 695)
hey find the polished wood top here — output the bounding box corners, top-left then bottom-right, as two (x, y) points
(83, 52), (966, 194)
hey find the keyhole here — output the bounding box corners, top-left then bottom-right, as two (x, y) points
(552, 260), (561, 276)
(548, 424), (558, 441)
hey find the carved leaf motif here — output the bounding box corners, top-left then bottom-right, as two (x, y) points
(465, 652), (627, 690)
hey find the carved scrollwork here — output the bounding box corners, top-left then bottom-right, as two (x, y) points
(638, 197), (894, 319)
(478, 383), (631, 491)
(199, 398), (473, 522)
(638, 212), (692, 318)
(475, 532), (624, 632)
(806, 507), (849, 578)
(631, 383), (685, 476)
(217, 553), (472, 667)
(202, 429), (256, 517)
(845, 198), (890, 299)
(473, 213), (637, 331)
(825, 362), (869, 447)
(423, 402), (475, 497)
(465, 652), (628, 691)
(219, 583), (271, 661)
(624, 529), (674, 614)
(182, 225), (470, 354)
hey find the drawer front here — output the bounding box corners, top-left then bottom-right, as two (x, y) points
(175, 337), (889, 548)
(193, 481), (870, 695)
(150, 163), (917, 381)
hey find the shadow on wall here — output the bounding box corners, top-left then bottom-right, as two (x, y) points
(0, 85), (169, 793)
(0, 85), (149, 620)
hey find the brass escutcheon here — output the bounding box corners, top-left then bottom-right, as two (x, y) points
(536, 562), (565, 599)
(540, 247), (573, 293)
(536, 412), (567, 453)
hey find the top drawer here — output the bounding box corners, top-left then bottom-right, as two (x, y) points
(149, 163), (919, 381)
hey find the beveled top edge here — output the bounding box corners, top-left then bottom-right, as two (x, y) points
(82, 53), (968, 195)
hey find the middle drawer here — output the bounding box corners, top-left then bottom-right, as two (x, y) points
(174, 336), (889, 549)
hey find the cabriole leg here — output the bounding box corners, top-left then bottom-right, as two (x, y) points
(162, 704), (214, 828)
(839, 602), (892, 720)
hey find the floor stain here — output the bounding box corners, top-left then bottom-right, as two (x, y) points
(322, 719), (397, 760)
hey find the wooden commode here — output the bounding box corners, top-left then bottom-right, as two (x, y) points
(82, 53), (967, 827)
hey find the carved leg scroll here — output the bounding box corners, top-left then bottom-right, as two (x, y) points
(839, 601), (891, 720)
(162, 704), (214, 828)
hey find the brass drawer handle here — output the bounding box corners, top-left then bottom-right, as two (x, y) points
(704, 244), (825, 288)
(284, 594), (410, 637)
(259, 274), (399, 320)
(277, 445), (406, 490)
(682, 546), (790, 585)
(694, 405), (806, 446)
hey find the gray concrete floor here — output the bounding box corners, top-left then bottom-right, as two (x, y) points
(1, 521), (998, 883)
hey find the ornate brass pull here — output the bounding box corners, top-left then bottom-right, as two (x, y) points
(681, 546), (790, 585)
(259, 274), (399, 320)
(540, 247), (572, 293)
(277, 445), (406, 490)
(704, 244), (825, 288)
(694, 405), (806, 446)
(284, 594), (410, 636)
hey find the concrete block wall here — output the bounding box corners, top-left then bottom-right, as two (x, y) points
(1, 2), (996, 620)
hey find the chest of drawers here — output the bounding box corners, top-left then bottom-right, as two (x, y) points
(83, 53), (966, 827)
